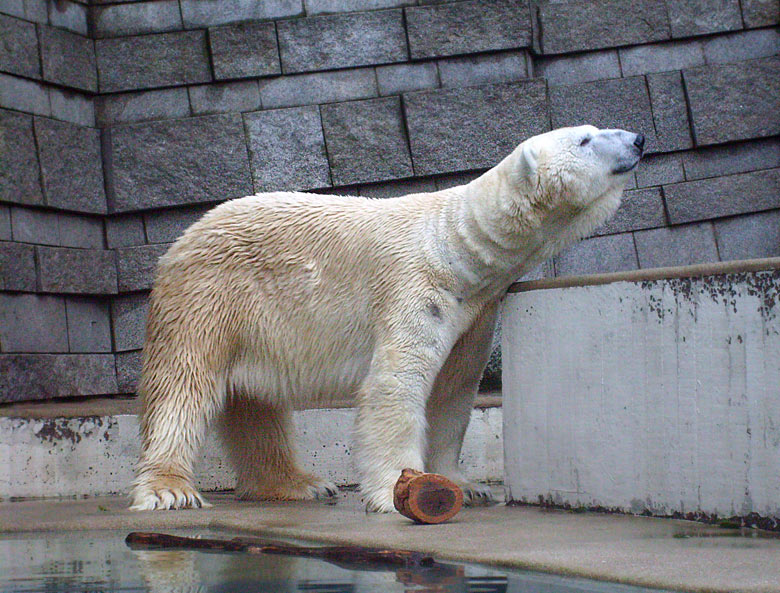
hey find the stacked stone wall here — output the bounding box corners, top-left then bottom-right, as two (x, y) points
(0, 0), (778, 401)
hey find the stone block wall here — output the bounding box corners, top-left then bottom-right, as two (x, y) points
(0, 0), (778, 402)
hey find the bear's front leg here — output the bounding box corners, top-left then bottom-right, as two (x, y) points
(426, 301), (500, 505)
(355, 332), (454, 513)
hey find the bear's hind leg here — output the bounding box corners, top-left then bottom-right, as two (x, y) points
(130, 371), (221, 511)
(218, 396), (337, 501)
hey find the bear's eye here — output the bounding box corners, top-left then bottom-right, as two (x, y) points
(579, 136), (591, 146)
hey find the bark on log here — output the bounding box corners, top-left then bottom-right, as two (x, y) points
(393, 469), (464, 524)
(125, 531), (435, 568)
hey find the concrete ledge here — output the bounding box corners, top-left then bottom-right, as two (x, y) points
(0, 405), (502, 500)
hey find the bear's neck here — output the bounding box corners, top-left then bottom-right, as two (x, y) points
(434, 167), (576, 298)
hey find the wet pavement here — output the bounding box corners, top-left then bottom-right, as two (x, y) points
(1, 488), (778, 593)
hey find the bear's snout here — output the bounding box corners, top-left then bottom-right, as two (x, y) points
(633, 133), (645, 153)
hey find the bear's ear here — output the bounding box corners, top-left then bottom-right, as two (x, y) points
(517, 142), (538, 181)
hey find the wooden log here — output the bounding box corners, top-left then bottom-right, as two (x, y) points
(125, 531), (435, 569)
(393, 468), (464, 524)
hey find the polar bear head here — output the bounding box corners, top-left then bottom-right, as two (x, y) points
(492, 125), (644, 252)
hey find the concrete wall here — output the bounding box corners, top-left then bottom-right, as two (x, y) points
(0, 0), (779, 402)
(0, 406), (502, 498)
(502, 265), (780, 519)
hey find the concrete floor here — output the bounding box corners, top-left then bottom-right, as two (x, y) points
(1, 488), (778, 593)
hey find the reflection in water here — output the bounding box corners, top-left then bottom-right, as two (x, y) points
(0, 530), (670, 593)
(133, 550), (207, 593)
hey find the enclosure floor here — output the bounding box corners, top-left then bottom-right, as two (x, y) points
(1, 489), (778, 593)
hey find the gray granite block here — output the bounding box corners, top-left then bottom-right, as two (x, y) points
(144, 205), (210, 243)
(65, 297), (112, 353)
(189, 81), (261, 115)
(115, 349), (142, 393)
(634, 153), (685, 188)
(517, 260), (555, 282)
(0, 0), (29, 20)
(34, 117), (107, 214)
(180, 0), (303, 28)
(593, 187), (666, 236)
(10, 207), (59, 245)
(111, 292), (149, 351)
(278, 9), (406, 74)
(321, 96), (413, 185)
(95, 88), (190, 127)
(701, 28), (780, 65)
(39, 26), (97, 92)
(714, 209), (780, 261)
(0, 353), (118, 402)
(376, 62), (439, 96)
(634, 222), (719, 268)
(0, 109), (43, 206)
(0, 293), (68, 353)
(105, 215), (146, 248)
(667, 0), (742, 38)
(0, 14), (41, 79)
(533, 0), (669, 54)
(549, 76), (657, 152)
(406, 0), (532, 59)
(681, 138), (780, 181)
(57, 213), (104, 249)
(0, 0), (44, 21)
(619, 40), (704, 77)
(0, 242), (36, 291)
(91, 0), (183, 38)
(438, 51), (527, 88)
(37, 246), (118, 294)
(209, 21), (280, 80)
(534, 50), (621, 85)
(244, 106), (331, 192)
(434, 170), (484, 191)
(259, 68), (377, 109)
(741, 0), (780, 27)
(360, 177), (437, 199)
(646, 71), (693, 152)
(665, 168), (780, 223)
(48, 88), (95, 127)
(96, 31), (211, 93)
(311, 184), (361, 195)
(105, 114), (253, 212)
(683, 57), (780, 146)
(404, 80), (549, 176)
(0, 72), (50, 116)
(0, 206), (9, 240)
(116, 243), (168, 292)
(554, 233), (639, 277)
(47, 0), (88, 36)
(305, 0), (414, 14)
(11, 207), (102, 248)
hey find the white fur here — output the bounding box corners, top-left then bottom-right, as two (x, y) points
(129, 126), (641, 512)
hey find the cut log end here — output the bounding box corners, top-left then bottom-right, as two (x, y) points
(393, 469), (464, 524)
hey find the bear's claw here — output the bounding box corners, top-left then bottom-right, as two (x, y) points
(461, 481), (494, 505)
(129, 480), (210, 511)
(309, 479), (339, 499)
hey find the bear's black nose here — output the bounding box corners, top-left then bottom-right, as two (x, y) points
(634, 134), (645, 151)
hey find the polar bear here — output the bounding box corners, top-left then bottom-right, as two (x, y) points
(129, 125), (644, 512)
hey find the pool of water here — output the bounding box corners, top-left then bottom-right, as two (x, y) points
(0, 529), (672, 593)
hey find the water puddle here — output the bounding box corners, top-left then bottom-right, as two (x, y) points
(0, 529), (674, 593)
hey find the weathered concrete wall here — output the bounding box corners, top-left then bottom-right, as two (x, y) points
(0, 0), (778, 401)
(0, 407), (502, 499)
(503, 268), (780, 519)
